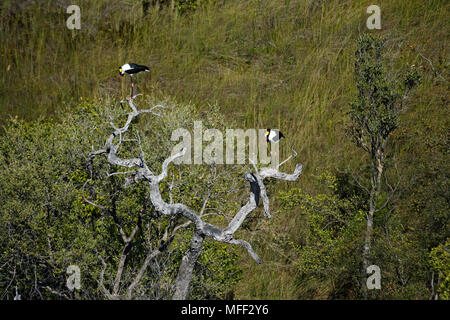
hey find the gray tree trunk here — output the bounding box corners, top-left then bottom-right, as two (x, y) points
(88, 98), (303, 300)
(172, 231), (205, 299)
(362, 152), (383, 299)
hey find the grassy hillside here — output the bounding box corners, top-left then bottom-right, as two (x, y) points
(0, 0), (448, 299)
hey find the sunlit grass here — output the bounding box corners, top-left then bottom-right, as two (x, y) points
(0, 0), (447, 299)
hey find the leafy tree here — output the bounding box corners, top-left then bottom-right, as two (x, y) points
(347, 34), (420, 298)
(0, 98), (243, 299)
(278, 171), (366, 299)
(87, 94), (303, 300)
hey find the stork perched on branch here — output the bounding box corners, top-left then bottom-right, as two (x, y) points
(119, 63), (150, 98)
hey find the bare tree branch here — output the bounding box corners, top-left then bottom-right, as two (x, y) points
(98, 256), (114, 300)
(89, 98), (303, 300)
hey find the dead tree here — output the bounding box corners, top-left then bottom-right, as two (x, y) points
(348, 34), (420, 298)
(88, 95), (303, 300)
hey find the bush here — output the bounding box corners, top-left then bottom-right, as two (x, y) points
(0, 97), (242, 299)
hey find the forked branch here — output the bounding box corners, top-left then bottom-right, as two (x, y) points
(88, 98), (303, 299)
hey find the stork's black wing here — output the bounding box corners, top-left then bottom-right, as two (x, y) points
(128, 63), (149, 71)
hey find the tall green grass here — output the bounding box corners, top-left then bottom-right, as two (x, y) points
(0, 0), (448, 298)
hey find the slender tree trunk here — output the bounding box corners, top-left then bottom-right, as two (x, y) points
(126, 248), (161, 299)
(362, 151), (383, 299)
(172, 230), (205, 300)
(362, 207), (374, 299)
(113, 246), (129, 295)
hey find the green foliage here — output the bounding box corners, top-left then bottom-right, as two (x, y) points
(429, 240), (450, 300)
(175, 0), (201, 15)
(0, 97), (244, 299)
(195, 239), (242, 299)
(348, 34), (420, 152)
(0, 102), (108, 299)
(0, 0), (448, 300)
(278, 172), (366, 298)
(168, 231), (242, 299)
